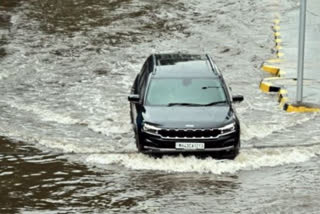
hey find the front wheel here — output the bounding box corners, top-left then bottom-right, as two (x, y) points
(225, 148), (239, 160)
(135, 132), (146, 153)
(223, 141), (240, 160)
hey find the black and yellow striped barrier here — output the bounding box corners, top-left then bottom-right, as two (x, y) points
(258, 16), (320, 113)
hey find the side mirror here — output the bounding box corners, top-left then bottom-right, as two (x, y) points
(232, 95), (244, 103)
(128, 94), (140, 103)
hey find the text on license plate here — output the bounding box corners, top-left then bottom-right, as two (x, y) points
(175, 142), (205, 150)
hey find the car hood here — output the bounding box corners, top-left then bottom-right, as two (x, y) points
(142, 105), (234, 129)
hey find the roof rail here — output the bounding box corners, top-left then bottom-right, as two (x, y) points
(205, 54), (222, 76)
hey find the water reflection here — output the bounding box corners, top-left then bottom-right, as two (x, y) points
(0, 137), (94, 213)
(0, 0), (18, 59)
(0, 0), (22, 9)
(27, 0), (129, 33)
(24, 0), (187, 44)
(0, 137), (240, 213)
(131, 172), (240, 197)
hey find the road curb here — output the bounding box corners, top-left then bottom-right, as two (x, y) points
(259, 16), (320, 113)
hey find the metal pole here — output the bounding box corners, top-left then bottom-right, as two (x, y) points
(297, 0), (307, 104)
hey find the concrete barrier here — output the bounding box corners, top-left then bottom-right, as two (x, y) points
(259, 0), (320, 113)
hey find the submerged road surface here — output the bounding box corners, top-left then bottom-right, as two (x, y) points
(1, 0), (320, 213)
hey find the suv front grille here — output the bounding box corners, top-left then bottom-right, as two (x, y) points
(158, 129), (222, 139)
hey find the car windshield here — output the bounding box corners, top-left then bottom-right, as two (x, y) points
(145, 78), (227, 106)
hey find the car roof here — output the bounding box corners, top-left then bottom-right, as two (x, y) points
(153, 53), (218, 78)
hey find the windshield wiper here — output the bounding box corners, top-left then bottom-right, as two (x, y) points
(201, 86), (220, 89)
(167, 102), (203, 107)
(203, 101), (227, 106)
(168, 101), (227, 107)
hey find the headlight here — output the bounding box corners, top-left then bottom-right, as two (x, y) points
(142, 123), (161, 135)
(219, 123), (236, 134)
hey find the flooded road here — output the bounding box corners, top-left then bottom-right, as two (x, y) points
(1, 0), (320, 213)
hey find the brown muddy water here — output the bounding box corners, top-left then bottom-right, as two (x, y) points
(1, 0), (320, 213)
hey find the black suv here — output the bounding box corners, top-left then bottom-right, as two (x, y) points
(128, 53), (243, 159)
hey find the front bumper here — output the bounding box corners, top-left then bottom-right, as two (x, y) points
(140, 131), (239, 154)
(143, 145), (235, 153)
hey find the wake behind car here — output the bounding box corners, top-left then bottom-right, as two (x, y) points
(128, 53), (244, 159)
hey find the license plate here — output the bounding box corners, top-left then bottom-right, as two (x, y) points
(175, 142), (205, 150)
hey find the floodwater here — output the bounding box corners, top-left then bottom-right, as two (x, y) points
(0, 0), (320, 213)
